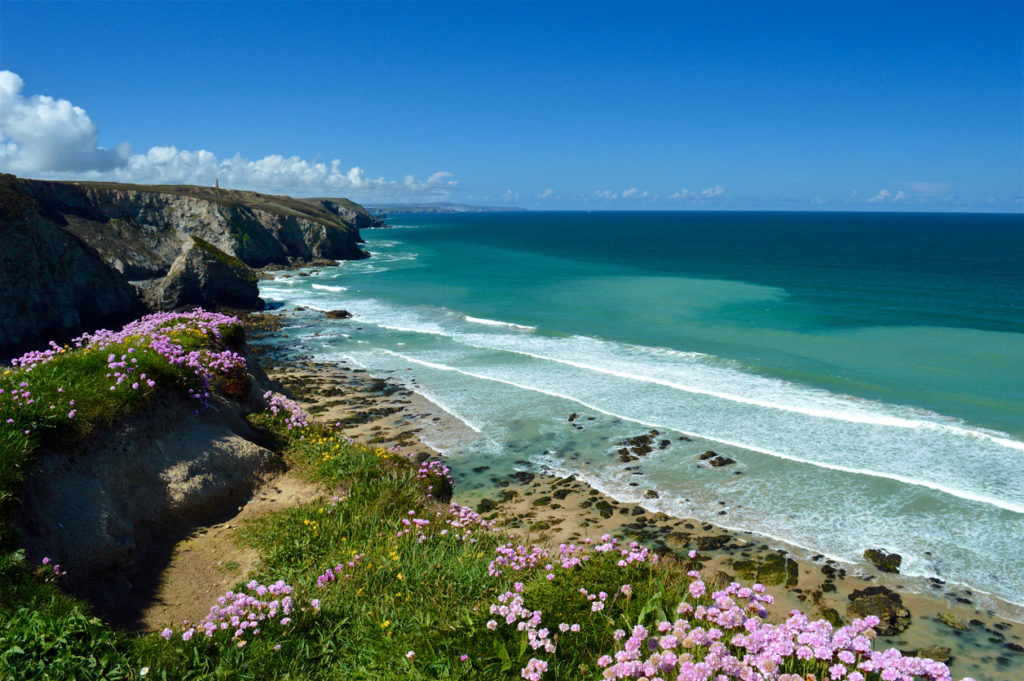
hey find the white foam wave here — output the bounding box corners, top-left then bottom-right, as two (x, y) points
(344, 299), (1021, 451)
(373, 348), (1024, 514)
(311, 284), (348, 292)
(464, 315), (537, 332)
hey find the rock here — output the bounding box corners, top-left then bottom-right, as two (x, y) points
(732, 553), (797, 587)
(476, 498), (497, 513)
(643, 489), (659, 499)
(916, 646), (952, 663)
(148, 237), (263, 311)
(665, 532), (690, 550)
(819, 607), (844, 628)
(695, 535), (731, 551)
(324, 309), (353, 319)
(709, 455), (736, 467)
(699, 450), (718, 460)
(864, 548), (902, 573)
(847, 586), (912, 636)
(568, 413), (579, 422)
(937, 612), (968, 631)
(0, 175), (147, 361)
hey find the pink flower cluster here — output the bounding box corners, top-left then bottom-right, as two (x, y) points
(316, 554), (365, 588)
(7, 310), (246, 419)
(415, 458), (453, 499)
(172, 579), (301, 648)
(396, 503), (498, 543)
(594, 574), (959, 681)
(262, 391), (309, 430)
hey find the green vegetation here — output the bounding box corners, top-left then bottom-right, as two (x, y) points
(188, 236), (258, 282)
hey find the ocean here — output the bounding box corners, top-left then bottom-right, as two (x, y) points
(259, 210), (1024, 614)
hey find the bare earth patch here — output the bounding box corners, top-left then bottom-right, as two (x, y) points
(140, 473), (322, 631)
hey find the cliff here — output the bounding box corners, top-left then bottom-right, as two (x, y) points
(0, 175), (379, 361)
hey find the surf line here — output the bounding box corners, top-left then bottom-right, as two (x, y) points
(453, 338), (1024, 452)
(375, 348), (1024, 515)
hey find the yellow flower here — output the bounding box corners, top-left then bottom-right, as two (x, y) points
(397, 572), (404, 581)
(381, 620), (390, 629)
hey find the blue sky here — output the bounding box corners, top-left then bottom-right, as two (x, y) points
(1, 1), (1021, 211)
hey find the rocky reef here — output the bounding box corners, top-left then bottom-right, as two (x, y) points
(0, 175), (382, 361)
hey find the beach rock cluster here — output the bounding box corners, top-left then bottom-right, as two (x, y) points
(0, 174), (381, 361)
(864, 548), (902, 573)
(847, 585), (912, 636)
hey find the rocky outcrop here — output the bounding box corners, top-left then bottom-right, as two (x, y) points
(13, 341), (282, 626)
(864, 548), (902, 573)
(0, 174), (374, 360)
(146, 237), (262, 311)
(847, 585), (912, 636)
(0, 178), (148, 360)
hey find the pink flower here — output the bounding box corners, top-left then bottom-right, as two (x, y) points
(161, 628), (173, 640)
(406, 651), (415, 661)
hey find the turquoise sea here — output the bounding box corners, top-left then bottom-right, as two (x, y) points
(260, 211), (1024, 613)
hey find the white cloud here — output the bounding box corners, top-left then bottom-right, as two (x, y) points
(892, 190), (906, 202)
(0, 70), (131, 172)
(592, 189), (619, 200)
(868, 188), (891, 203)
(503, 189), (520, 201)
(0, 70), (456, 199)
(537, 188), (556, 199)
(669, 189), (691, 199)
(622, 187), (640, 198)
(700, 185), (725, 198)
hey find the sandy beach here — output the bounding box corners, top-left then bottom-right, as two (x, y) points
(248, 310), (1024, 680)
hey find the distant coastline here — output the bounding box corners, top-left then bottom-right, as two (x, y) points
(363, 201), (526, 217)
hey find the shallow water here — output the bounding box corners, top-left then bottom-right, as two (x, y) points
(260, 210), (1024, 614)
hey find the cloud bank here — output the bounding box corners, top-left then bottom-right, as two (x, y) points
(0, 71), (456, 199)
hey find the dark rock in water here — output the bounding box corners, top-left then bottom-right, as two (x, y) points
(325, 309), (353, 319)
(552, 488), (571, 500)
(477, 498), (497, 513)
(695, 535), (731, 551)
(665, 532), (690, 550)
(1006, 642), (1024, 653)
(659, 439), (671, 449)
(847, 586), (911, 636)
(643, 489), (660, 499)
(568, 413), (579, 422)
(864, 548), (902, 573)
(916, 646), (952, 663)
(709, 455), (736, 467)
(937, 612), (969, 631)
(508, 471), (535, 484)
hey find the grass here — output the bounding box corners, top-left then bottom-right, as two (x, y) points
(0, 314), (964, 681)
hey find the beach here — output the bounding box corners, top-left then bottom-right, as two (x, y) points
(249, 311), (1024, 681)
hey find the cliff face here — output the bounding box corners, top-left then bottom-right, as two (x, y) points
(0, 175), (375, 361)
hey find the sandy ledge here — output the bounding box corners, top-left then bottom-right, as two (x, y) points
(248, 311), (1024, 680)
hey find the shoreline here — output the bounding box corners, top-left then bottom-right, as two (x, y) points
(248, 311), (1024, 679)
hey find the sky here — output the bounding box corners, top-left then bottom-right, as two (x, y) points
(1, 1), (1021, 211)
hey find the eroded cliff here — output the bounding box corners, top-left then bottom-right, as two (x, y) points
(0, 175), (380, 360)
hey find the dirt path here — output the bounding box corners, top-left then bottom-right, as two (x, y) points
(140, 473), (322, 630)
